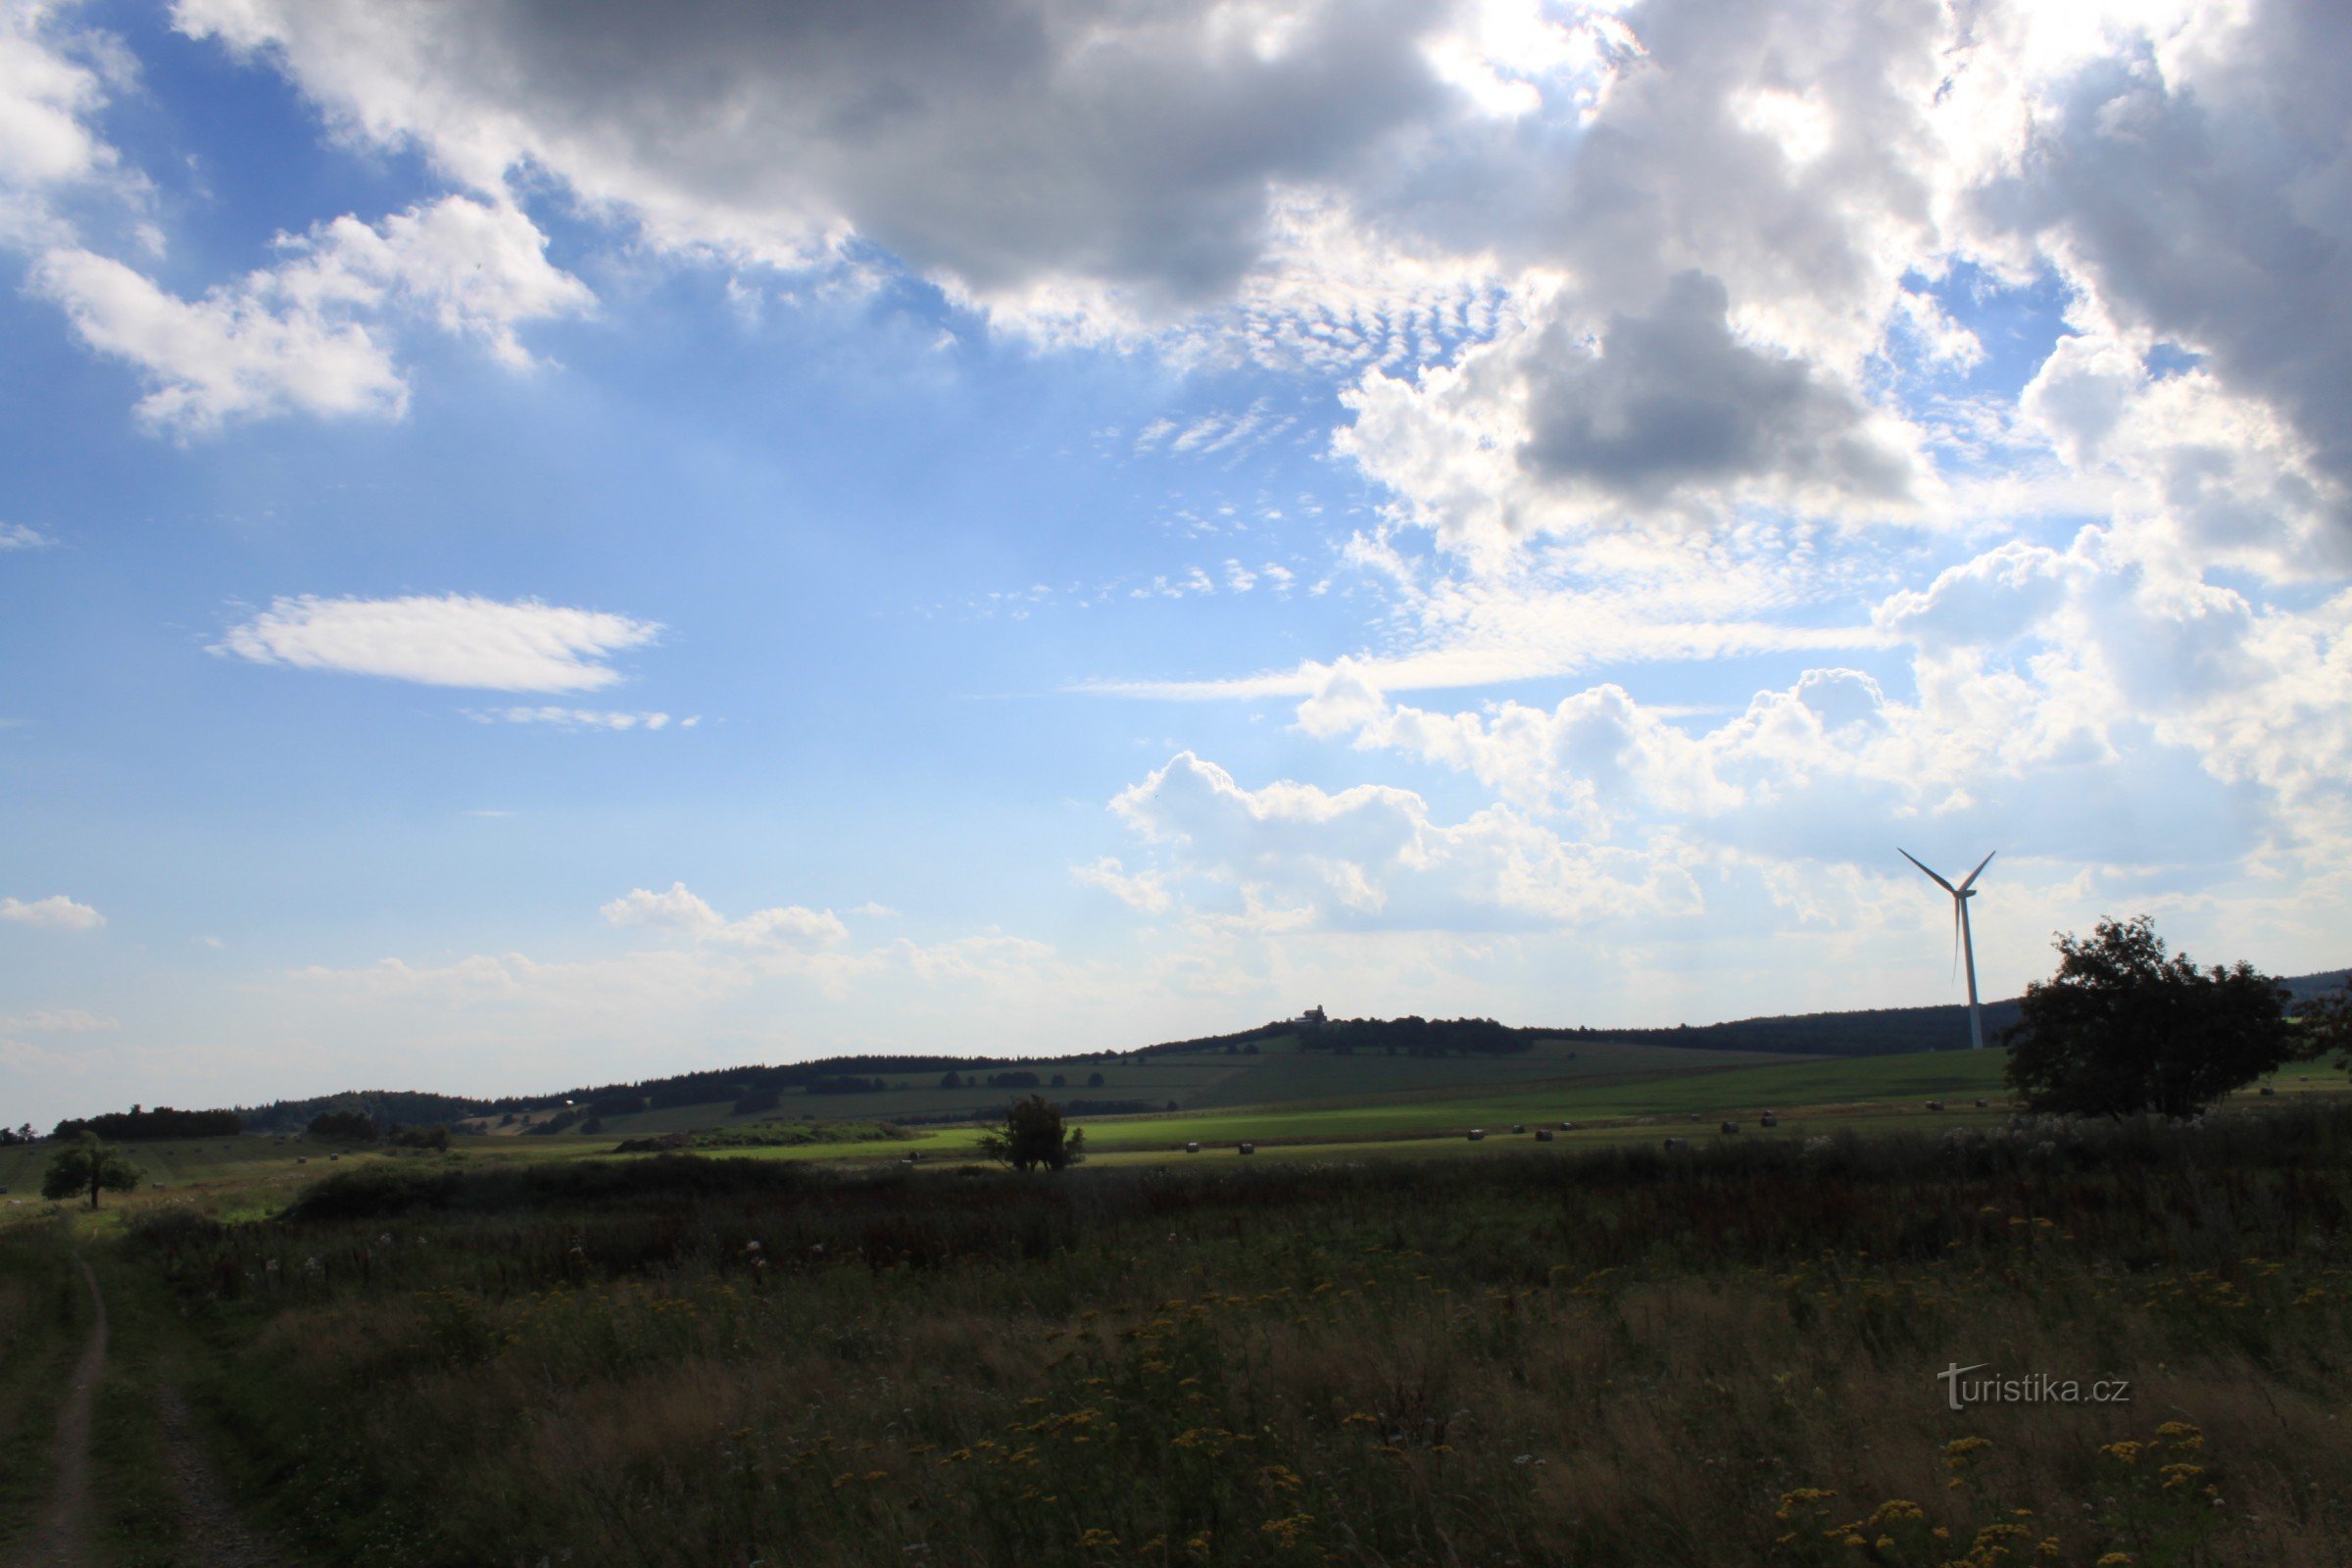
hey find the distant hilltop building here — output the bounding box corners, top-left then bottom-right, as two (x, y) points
(1294, 1005), (1327, 1028)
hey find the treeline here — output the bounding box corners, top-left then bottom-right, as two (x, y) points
(1568, 1002), (2029, 1057)
(1296, 1015), (1528, 1057)
(237, 1091), (487, 1136)
(53, 1105), (245, 1142)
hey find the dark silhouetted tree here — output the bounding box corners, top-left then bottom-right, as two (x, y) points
(974, 1095), (1086, 1172)
(42, 1133), (141, 1208)
(2004, 915), (2290, 1117)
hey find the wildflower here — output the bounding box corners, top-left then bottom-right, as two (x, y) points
(2160, 1463), (2205, 1490)
(1258, 1514), (1313, 1548)
(1078, 1529), (1119, 1549)
(2095, 1556), (2133, 1567)
(1944, 1437), (1991, 1459)
(2100, 1441), (2146, 1465)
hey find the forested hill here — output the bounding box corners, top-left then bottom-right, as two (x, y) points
(136, 967), (2352, 1136)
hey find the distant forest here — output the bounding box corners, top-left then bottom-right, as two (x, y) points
(58, 967), (2351, 1139)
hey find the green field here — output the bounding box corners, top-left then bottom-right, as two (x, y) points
(11, 1046), (2343, 1198)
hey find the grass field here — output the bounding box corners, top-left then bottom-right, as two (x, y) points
(6, 1046), (2352, 1566)
(546, 1036), (1804, 1141)
(7, 1098), (2351, 1567)
(9, 1047), (2344, 1193)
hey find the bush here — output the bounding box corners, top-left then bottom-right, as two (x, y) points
(280, 1154), (807, 1220)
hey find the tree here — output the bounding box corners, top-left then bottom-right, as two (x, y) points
(2004, 915), (2291, 1117)
(975, 1095), (1087, 1173)
(1087, 1071), (1105, 1088)
(42, 1133), (142, 1209)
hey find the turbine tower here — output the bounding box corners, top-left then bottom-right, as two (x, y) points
(1899, 849), (1996, 1051)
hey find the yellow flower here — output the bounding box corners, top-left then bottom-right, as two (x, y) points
(1945, 1437), (1992, 1459)
(1078, 1528), (1119, 1549)
(2095, 1555), (2133, 1567)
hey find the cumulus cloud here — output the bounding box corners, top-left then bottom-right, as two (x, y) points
(1111, 750), (1699, 930)
(0, 521), (53, 549)
(30, 195), (588, 434)
(1072, 857), (1172, 914)
(172, 0), (1477, 320)
(1981, 0), (2352, 512)
(600, 882), (848, 950)
(34, 245), (407, 432)
(216, 594), (662, 693)
(0, 893), (105, 930)
(0, 1), (129, 245)
(1515, 271), (1912, 517)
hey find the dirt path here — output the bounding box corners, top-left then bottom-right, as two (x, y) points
(23, 1258), (106, 1568)
(18, 1259), (286, 1568)
(154, 1388), (281, 1568)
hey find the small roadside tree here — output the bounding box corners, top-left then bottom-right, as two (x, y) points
(2004, 915), (2291, 1117)
(42, 1132), (142, 1209)
(975, 1095), (1086, 1172)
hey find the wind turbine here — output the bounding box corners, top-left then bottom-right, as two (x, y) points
(1899, 849), (1996, 1051)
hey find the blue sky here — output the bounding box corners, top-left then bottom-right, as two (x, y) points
(4, 0), (2349, 1128)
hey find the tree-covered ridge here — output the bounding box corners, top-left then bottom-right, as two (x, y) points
(52, 1105), (244, 1142)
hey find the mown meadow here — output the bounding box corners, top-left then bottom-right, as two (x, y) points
(59, 1102), (2352, 1567)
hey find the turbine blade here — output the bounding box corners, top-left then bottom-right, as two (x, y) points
(1956, 850), (1996, 894)
(1900, 848), (1957, 893)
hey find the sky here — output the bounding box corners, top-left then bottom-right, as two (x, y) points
(3, 0), (2349, 1129)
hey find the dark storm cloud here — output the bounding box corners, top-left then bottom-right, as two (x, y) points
(183, 0), (1458, 309)
(1987, 0), (2352, 506)
(1517, 270), (1911, 508)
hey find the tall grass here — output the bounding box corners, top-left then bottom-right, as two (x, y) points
(119, 1106), (2352, 1566)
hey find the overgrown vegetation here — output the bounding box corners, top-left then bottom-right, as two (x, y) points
(101, 1104), (2352, 1566)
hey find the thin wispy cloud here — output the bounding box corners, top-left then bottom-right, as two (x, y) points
(217, 595), (662, 693)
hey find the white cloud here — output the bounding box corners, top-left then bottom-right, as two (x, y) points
(0, 893), (105, 930)
(34, 245), (407, 433)
(0, 521), (54, 549)
(0, 1007), (114, 1032)
(466, 708), (696, 731)
(1073, 856), (1173, 914)
(600, 882), (848, 951)
(1110, 750), (1700, 931)
(216, 594), (662, 693)
(0, 1), (130, 246)
(31, 195), (589, 434)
